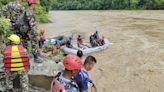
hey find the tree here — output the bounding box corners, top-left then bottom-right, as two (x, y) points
(40, 0), (53, 12)
(0, 17), (11, 54)
(51, 0), (164, 10)
(34, 5), (49, 23)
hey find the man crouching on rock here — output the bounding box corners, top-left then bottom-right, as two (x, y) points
(50, 54), (82, 92)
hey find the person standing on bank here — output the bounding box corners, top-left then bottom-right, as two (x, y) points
(3, 34), (30, 92)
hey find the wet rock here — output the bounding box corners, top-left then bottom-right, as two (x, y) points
(29, 75), (53, 91)
(29, 58), (64, 76)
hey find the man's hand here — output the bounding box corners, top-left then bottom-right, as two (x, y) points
(91, 83), (97, 92)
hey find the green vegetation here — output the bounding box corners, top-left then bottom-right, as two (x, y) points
(0, 0), (15, 8)
(0, 0), (163, 23)
(0, 0), (49, 23)
(34, 5), (49, 23)
(1, 0), (163, 24)
(40, 0), (54, 12)
(43, 41), (53, 53)
(51, 0), (164, 10)
(0, 17), (11, 54)
(0, 17), (11, 40)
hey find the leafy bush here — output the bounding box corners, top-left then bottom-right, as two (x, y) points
(0, 17), (11, 54)
(0, 17), (11, 36)
(43, 41), (53, 53)
(40, 0), (53, 12)
(34, 5), (49, 23)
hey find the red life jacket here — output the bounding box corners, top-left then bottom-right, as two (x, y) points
(3, 45), (30, 71)
(77, 37), (83, 44)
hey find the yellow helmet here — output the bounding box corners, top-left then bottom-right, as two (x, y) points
(8, 34), (21, 43)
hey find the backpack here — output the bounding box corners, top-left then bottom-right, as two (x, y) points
(50, 72), (79, 92)
(50, 72), (68, 92)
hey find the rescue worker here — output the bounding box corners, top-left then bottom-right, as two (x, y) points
(77, 50), (83, 60)
(55, 40), (61, 49)
(22, 0), (42, 63)
(66, 37), (73, 48)
(89, 33), (98, 47)
(77, 35), (90, 49)
(74, 55), (97, 92)
(38, 27), (45, 48)
(0, 0), (43, 63)
(100, 36), (105, 46)
(3, 34), (30, 92)
(93, 30), (102, 46)
(93, 30), (100, 41)
(77, 35), (83, 47)
(0, 0), (24, 27)
(50, 54), (82, 92)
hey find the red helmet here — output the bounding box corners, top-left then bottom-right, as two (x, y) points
(63, 54), (82, 70)
(26, 0), (36, 4)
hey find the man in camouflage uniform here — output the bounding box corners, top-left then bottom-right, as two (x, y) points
(0, 0), (43, 63)
(6, 70), (29, 92)
(0, 0), (24, 34)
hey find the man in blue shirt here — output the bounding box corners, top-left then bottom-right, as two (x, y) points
(66, 36), (73, 48)
(93, 30), (100, 40)
(74, 55), (97, 92)
(89, 34), (98, 47)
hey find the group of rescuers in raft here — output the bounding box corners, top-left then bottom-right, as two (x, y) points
(0, 0), (101, 92)
(65, 31), (105, 49)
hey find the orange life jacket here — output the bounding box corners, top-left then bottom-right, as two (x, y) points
(3, 45), (30, 71)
